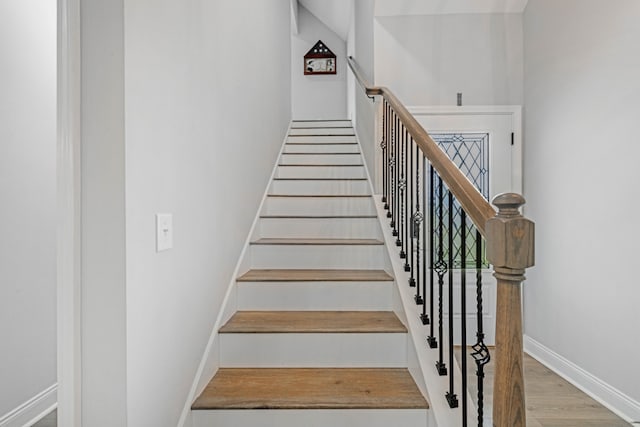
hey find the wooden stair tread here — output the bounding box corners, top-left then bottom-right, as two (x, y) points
(251, 238), (383, 246)
(272, 177), (367, 181)
(192, 368), (428, 410)
(260, 214), (376, 218)
(288, 134), (356, 137)
(291, 119), (352, 122)
(278, 164), (363, 167)
(285, 141), (357, 145)
(289, 126), (354, 129)
(282, 152), (360, 155)
(219, 311), (407, 333)
(267, 194), (372, 197)
(237, 269), (393, 282)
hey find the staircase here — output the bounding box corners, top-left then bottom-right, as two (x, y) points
(191, 120), (430, 426)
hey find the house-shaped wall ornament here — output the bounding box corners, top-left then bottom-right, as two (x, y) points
(304, 40), (336, 75)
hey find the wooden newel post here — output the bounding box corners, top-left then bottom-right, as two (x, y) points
(486, 193), (534, 427)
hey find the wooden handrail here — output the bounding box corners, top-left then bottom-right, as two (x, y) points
(348, 55), (534, 427)
(347, 56), (495, 236)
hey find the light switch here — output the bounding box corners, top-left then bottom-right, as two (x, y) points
(156, 213), (173, 252)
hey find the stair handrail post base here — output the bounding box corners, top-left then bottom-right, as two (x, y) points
(486, 193), (535, 427)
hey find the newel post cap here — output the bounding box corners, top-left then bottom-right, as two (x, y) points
(486, 193), (535, 270)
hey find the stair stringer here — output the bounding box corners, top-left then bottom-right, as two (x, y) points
(176, 123), (293, 427)
(349, 130), (433, 427)
(352, 128), (477, 427)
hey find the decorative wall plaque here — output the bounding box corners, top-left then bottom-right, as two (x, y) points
(304, 40), (336, 75)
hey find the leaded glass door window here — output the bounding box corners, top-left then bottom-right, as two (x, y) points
(432, 133), (490, 268)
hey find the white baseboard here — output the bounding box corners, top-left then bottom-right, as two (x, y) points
(0, 384), (57, 427)
(524, 335), (640, 424)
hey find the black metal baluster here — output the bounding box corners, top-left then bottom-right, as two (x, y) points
(397, 125), (404, 249)
(388, 111), (395, 222)
(386, 103), (392, 213)
(422, 158), (431, 326)
(471, 229), (490, 427)
(391, 114), (398, 227)
(403, 130), (410, 270)
(446, 190), (458, 408)
(460, 210), (468, 426)
(435, 176), (447, 373)
(381, 101), (388, 208)
(412, 142), (421, 299)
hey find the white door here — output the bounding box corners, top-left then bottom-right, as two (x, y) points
(408, 106), (522, 201)
(396, 106), (522, 347)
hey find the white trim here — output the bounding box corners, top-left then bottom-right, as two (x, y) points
(524, 335), (640, 424)
(0, 385), (57, 427)
(177, 123), (294, 427)
(56, 0), (82, 425)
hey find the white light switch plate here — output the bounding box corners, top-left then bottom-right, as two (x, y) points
(156, 213), (173, 252)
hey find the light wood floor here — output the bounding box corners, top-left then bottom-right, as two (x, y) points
(455, 349), (631, 427)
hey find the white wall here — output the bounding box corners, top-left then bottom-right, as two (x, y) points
(124, 1), (291, 426)
(0, 0), (57, 419)
(374, 13), (523, 106)
(523, 0), (640, 418)
(292, 4), (348, 120)
(348, 0), (378, 186)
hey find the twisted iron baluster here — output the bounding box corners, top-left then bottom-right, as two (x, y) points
(471, 228), (490, 427)
(426, 164), (436, 334)
(412, 142), (422, 300)
(435, 175), (447, 373)
(445, 190), (458, 408)
(397, 127), (405, 250)
(421, 158), (430, 326)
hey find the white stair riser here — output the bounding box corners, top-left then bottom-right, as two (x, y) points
(258, 218), (382, 239)
(291, 120), (352, 128)
(219, 333), (407, 367)
(276, 165), (366, 179)
(284, 143), (358, 153)
(262, 197), (375, 216)
(280, 154), (362, 165)
(289, 128), (354, 136)
(250, 245), (386, 269)
(237, 281), (393, 311)
(270, 180), (370, 195)
(193, 409), (429, 427)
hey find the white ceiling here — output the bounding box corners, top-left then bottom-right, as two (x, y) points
(374, 0), (529, 16)
(298, 0), (352, 41)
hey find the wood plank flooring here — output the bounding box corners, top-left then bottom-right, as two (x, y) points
(236, 269), (394, 282)
(219, 311), (407, 334)
(192, 368), (428, 410)
(455, 349), (631, 426)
